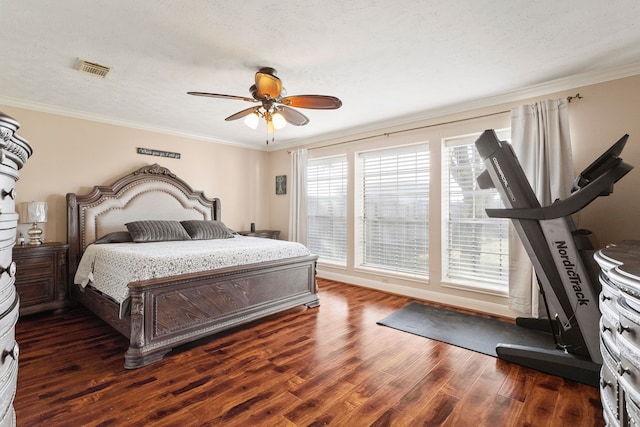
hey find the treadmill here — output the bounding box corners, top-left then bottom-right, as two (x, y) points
(474, 129), (633, 386)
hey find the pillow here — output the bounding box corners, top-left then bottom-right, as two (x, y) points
(125, 220), (191, 242)
(180, 220), (233, 240)
(94, 231), (133, 244)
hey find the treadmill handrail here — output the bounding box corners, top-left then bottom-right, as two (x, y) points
(485, 159), (633, 220)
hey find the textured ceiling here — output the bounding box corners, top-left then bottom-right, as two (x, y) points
(2, 1), (640, 150)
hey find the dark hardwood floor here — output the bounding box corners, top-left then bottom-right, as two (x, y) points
(14, 278), (603, 426)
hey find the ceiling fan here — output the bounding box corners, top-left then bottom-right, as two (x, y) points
(188, 67), (342, 143)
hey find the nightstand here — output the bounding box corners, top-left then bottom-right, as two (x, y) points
(238, 230), (281, 239)
(13, 241), (69, 316)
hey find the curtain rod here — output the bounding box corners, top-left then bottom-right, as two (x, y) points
(303, 110), (509, 152)
(567, 93), (583, 103)
(289, 93), (583, 153)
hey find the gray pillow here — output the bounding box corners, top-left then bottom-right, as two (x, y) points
(94, 231), (133, 244)
(180, 220), (233, 240)
(125, 220), (191, 242)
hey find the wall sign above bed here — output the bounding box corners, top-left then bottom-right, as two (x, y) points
(137, 147), (181, 159)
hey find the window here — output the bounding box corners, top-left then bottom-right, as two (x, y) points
(357, 144), (429, 277)
(307, 156), (347, 264)
(442, 131), (510, 290)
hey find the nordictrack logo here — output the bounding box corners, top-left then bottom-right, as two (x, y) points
(492, 156), (516, 202)
(555, 241), (590, 306)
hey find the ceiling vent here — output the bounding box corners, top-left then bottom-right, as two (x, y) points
(76, 59), (111, 78)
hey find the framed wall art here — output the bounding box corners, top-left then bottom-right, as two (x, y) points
(276, 175), (286, 195)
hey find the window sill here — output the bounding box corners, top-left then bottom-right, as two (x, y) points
(353, 265), (429, 284)
(441, 279), (508, 298)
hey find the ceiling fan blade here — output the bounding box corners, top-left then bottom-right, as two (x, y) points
(187, 92), (257, 103)
(255, 70), (283, 99)
(276, 106), (309, 126)
(225, 106), (260, 121)
(279, 95), (342, 109)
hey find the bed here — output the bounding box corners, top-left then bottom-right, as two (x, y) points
(66, 163), (319, 369)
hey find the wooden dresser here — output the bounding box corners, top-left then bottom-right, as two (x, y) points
(595, 241), (640, 426)
(0, 112), (33, 427)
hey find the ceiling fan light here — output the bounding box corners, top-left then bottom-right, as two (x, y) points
(272, 112), (287, 129)
(244, 112), (259, 129)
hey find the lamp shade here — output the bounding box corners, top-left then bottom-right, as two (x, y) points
(272, 112), (287, 129)
(21, 201), (48, 224)
(243, 112), (259, 130)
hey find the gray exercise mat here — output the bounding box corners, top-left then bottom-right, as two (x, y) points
(377, 301), (556, 357)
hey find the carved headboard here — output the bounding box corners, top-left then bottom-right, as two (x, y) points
(66, 164), (221, 281)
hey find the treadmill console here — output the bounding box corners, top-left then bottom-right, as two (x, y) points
(572, 134), (629, 192)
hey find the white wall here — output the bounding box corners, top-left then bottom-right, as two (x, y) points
(1, 105), (272, 243)
(269, 74), (640, 317)
(4, 73), (640, 318)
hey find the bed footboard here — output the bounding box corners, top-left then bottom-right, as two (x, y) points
(124, 255), (318, 369)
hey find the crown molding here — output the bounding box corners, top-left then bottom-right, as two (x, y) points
(0, 95), (269, 151)
(282, 61), (640, 150)
(2, 62), (640, 153)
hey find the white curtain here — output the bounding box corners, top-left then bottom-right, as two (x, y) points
(288, 148), (308, 244)
(509, 98), (574, 316)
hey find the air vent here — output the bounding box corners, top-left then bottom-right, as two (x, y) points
(76, 59), (111, 78)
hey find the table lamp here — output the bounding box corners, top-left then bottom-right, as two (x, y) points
(20, 201), (47, 245)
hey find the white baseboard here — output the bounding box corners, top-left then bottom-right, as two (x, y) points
(317, 269), (520, 319)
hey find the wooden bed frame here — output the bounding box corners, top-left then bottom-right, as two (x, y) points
(66, 163), (319, 369)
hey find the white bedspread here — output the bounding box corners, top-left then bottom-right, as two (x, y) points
(74, 236), (312, 315)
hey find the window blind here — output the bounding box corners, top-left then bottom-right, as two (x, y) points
(358, 145), (429, 276)
(307, 156), (347, 263)
(443, 133), (509, 286)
